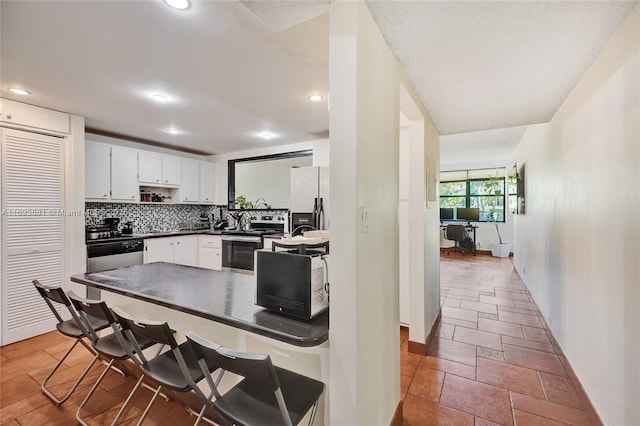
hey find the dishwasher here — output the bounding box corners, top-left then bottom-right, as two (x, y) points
(86, 239), (144, 299)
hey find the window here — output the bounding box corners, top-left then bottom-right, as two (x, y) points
(439, 168), (506, 222)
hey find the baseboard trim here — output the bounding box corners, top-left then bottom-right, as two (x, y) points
(390, 400), (403, 426)
(407, 313), (442, 355)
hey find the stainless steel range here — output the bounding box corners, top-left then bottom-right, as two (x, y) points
(221, 214), (285, 272)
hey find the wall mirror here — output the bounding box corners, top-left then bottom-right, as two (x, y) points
(228, 150), (313, 210)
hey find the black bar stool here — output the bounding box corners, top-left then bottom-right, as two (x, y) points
(110, 307), (221, 425)
(32, 280), (108, 404)
(186, 331), (325, 426)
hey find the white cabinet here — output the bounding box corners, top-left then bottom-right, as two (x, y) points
(163, 155), (182, 186)
(85, 140), (111, 200)
(180, 158), (200, 203)
(138, 151), (181, 186)
(0, 98), (70, 134)
(174, 236), (198, 267)
(111, 146), (139, 202)
(144, 236), (198, 267)
(197, 235), (222, 271)
(200, 161), (215, 204)
(138, 150), (163, 184)
(144, 238), (175, 263)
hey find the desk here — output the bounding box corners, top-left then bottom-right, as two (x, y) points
(440, 223), (478, 254)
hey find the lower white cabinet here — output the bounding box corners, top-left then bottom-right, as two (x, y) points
(144, 236), (198, 267)
(197, 235), (222, 271)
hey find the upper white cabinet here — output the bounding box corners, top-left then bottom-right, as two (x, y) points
(84, 140), (138, 202)
(163, 155), (182, 186)
(200, 161), (215, 204)
(111, 146), (139, 202)
(85, 136), (213, 204)
(180, 158), (200, 203)
(85, 140), (111, 200)
(138, 151), (181, 186)
(0, 98), (70, 134)
(138, 150), (162, 184)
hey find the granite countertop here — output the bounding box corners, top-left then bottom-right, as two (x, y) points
(71, 262), (328, 347)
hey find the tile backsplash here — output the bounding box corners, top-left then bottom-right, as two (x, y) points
(85, 203), (289, 233)
(85, 203), (225, 233)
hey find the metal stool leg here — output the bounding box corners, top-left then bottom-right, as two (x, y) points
(41, 338), (100, 404)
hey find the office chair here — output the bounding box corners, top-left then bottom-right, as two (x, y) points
(32, 280), (111, 404)
(186, 331), (325, 426)
(444, 224), (469, 255)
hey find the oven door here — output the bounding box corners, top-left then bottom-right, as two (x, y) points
(222, 236), (262, 271)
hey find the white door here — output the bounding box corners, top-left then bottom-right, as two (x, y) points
(111, 146), (139, 202)
(290, 166), (318, 213)
(1, 128), (64, 345)
(144, 238), (175, 263)
(85, 140), (111, 200)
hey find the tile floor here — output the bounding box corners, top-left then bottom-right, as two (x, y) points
(1, 254), (601, 425)
(401, 253), (601, 426)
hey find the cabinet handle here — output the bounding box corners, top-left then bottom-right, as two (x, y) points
(165, 179), (168, 183)
(131, 195), (135, 199)
(103, 194), (108, 198)
(177, 242), (181, 245)
(156, 179), (159, 183)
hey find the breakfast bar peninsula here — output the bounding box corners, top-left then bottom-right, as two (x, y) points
(70, 262), (329, 422)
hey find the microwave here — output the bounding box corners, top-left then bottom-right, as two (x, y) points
(255, 250), (329, 320)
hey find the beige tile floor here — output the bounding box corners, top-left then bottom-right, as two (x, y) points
(400, 253), (601, 425)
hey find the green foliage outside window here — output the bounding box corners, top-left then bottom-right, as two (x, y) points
(439, 175), (506, 222)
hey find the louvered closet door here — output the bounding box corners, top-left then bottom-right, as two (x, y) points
(1, 128), (64, 345)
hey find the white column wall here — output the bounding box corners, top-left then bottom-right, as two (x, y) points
(513, 5), (640, 424)
(329, 2), (400, 424)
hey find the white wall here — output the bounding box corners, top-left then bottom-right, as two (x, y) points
(514, 5), (640, 425)
(208, 139), (329, 205)
(398, 82), (441, 346)
(329, 2), (400, 424)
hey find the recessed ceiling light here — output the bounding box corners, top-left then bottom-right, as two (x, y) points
(308, 94), (323, 102)
(9, 88), (30, 96)
(258, 132), (276, 140)
(151, 93), (168, 103)
(165, 128), (181, 135)
(164, 0), (190, 10)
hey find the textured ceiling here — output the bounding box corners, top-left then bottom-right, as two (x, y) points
(440, 126), (527, 171)
(367, 0), (637, 135)
(1, 1), (637, 156)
